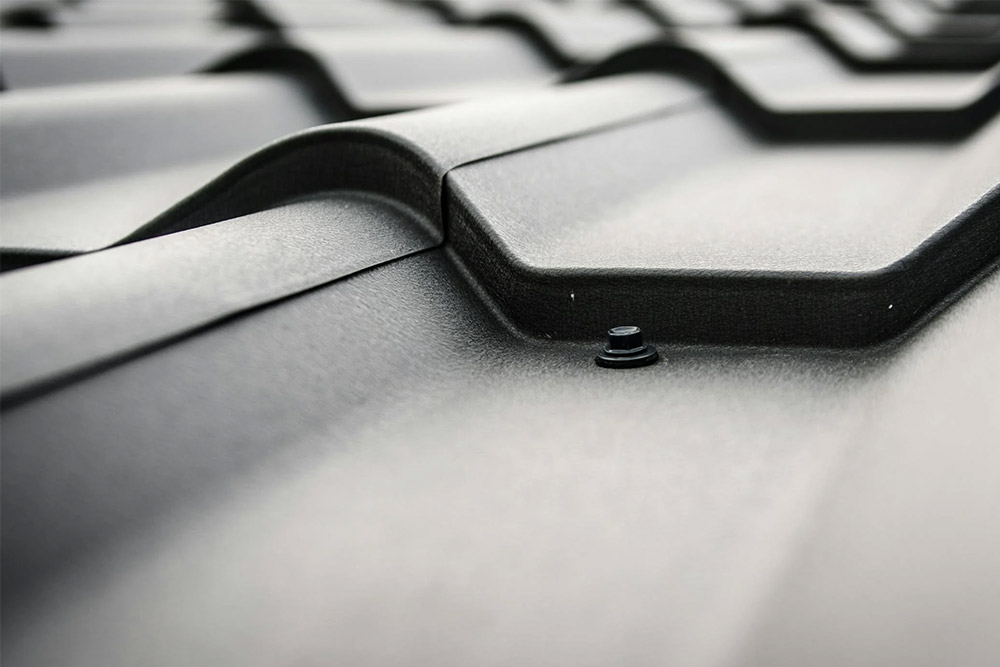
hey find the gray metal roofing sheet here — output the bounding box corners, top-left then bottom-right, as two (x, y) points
(2, 1), (999, 666)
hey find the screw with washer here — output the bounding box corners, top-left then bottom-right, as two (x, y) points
(595, 326), (659, 368)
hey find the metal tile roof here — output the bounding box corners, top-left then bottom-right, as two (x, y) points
(2, 1), (999, 666)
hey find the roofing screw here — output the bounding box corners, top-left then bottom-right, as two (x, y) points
(595, 326), (659, 368)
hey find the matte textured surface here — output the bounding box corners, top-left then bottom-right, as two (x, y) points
(287, 26), (558, 111)
(0, 27), (264, 89)
(0, 193), (436, 395)
(451, 109), (989, 273)
(0, 72), (332, 254)
(445, 105), (1000, 344)
(2, 2), (1000, 667)
(4, 250), (1000, 667)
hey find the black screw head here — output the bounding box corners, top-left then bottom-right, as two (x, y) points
(595, 325), (659, 368)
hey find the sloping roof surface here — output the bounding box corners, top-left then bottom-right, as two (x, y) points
(2, 1), (999, 666)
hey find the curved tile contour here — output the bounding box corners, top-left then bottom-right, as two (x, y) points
(445, 88), (1000, 347)
(572, 40), (1000, 139)
(0, 74), (703, 396)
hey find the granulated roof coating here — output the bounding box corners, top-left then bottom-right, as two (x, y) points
(2, 2), (999, 666)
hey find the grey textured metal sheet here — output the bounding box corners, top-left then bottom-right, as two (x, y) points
(1, 71), (333, 256)
(4, 250), (1000, 667)
(2, 1), (999, 666)
(0, 193), (437, 395)
(795, 1), (1000, 68)
(285, 26), (559, 110)
(0, 26), (264, 88)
